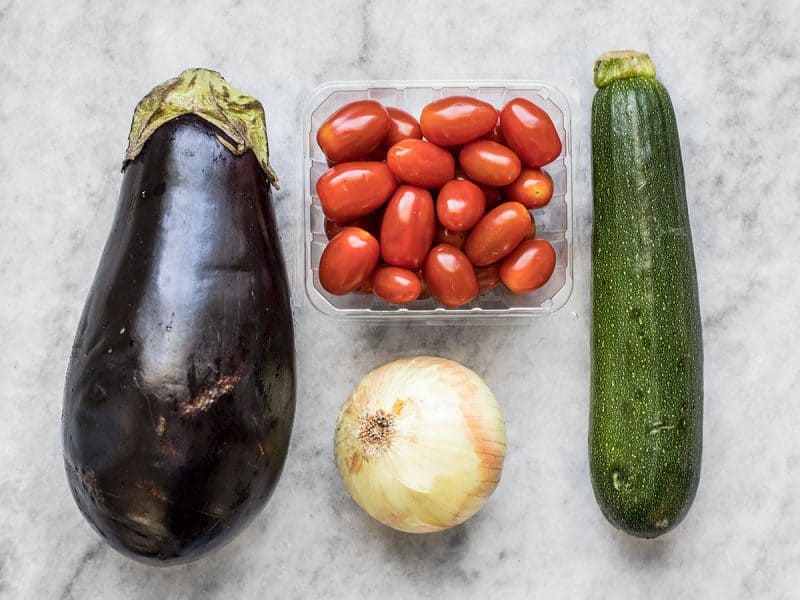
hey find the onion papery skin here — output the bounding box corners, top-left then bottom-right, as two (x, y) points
(334, 356), (506, 533)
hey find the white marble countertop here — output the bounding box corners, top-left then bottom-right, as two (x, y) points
(2, 1), (798, 597)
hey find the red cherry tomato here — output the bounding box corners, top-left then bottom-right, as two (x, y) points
(416, 269), (432, 299)
(380, 185), (436, 269)
(423, 244), (479, 308)
(506, 168), (554, 209)
(436, 179), (486, 232)
(499, 238), (556, 293)
(373, 266), (422, 304)
(317, 100), (391, 164)
(479, 184), (503, 208)
(484, 118), (506, 144)
(525, 218), (537, 240)
(465, 201), (532, 266)
(387, 139), (455, 189)
(384, 107), (422, 147)
(475, 263), (502, 291)
(459, 140), (521, 187)
(324, 212), (380, 241)
(420, 96), (498, 146)
(316, 162), (396, 223)
(355, 270), (376, 294)
(319, 227), (380, 295)
(500, 98), (562, 167)
(435, 224), (467, 250)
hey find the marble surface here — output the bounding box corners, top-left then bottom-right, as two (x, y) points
(1, 0), (798, 597)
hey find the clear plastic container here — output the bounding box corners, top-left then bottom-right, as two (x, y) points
(301, 81), (573, 321)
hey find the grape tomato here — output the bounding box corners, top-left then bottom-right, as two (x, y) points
(317, 100), (391, 164)
(319, 227), (380, 295)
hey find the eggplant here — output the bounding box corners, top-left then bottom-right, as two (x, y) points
(62, 69), (295, 565)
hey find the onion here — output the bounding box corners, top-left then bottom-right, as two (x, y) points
(334, 356), (506, 533)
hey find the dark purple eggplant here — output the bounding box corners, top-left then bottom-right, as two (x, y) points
(62, 69), (295, 566)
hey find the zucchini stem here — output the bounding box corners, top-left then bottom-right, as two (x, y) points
(594, 50), (656, 88)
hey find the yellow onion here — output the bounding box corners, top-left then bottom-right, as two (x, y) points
(334, 356), (506, 533)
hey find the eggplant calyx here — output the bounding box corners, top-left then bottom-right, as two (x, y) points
(124, 68), (279, 188)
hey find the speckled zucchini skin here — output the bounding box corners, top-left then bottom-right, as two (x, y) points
(590, 72), (703, 538)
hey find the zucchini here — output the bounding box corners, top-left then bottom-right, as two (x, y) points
(62, 69), (295, 565)
(590, 51), (703, 538)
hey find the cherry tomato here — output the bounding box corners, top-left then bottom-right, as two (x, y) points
(484, 118), (505, 144)
(479, 184), (503, 208)
(317, 100), (391, 164)
(435, 224), (467, 250)
(319, 227), (380, 295)
(506, 168), (554, 209)
(316, 162), (396, 223)
(465, 201), (532, 266)
(373, 266), (422, 304)
(416, 269), (432, 299)
(355, 270), (376, 294)
(475, 263), (501, 291)
(420, 96), (498, 146)
(380, 185), (435, 269)
(459, 140), (521, 187)
(326, 145), (384, 167)
(499, 238), (556, 293)
(324, 212), (380, 241)
(525, 218), (537, 240)
(387, 139), (455, 189)
(423, 244), (479, 308)
(500, 98), (562, 167)
(436, 179), (486, 232)
(384, 107), (422, 147)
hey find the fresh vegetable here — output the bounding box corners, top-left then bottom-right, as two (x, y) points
(524, 218), (537, 240)
(387, 139), (455, 189)
(319, 227), (380, 295)
(316, 162), (396, 223)
(475, 264), (502, 291)
(355, 271), (376, 295)
(384, 107), (422, 147)
(479, 184), (504, 208)
(420, 96), (498, 146)
(484, 120), (505, 144)
(590, 50), (703, 538)
(373, 267), (422, 304)
(436, 179), (486, 231)
(317, 100), (391, 163)
(312, 94), (563, 307)
(459, 139), (522, 187)
(506, 168), (553, 208)
(380, 185), (436, 269)
(465, 201), (532, 266)
(334, 357), (506, 533)
(423, 244), (479, 307)
(434, 225), (467, 250)
(416, 270), (432, 299)
(500, 97), (561, 167)
(324, 213), (380, 241)
(62, 69), (294, 565)
(499, 238), (556, 293)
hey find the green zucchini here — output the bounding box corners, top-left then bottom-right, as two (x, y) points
(590, 51), (703, 538)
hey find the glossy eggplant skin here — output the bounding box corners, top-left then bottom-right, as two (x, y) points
(62, 115), (295, 566)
